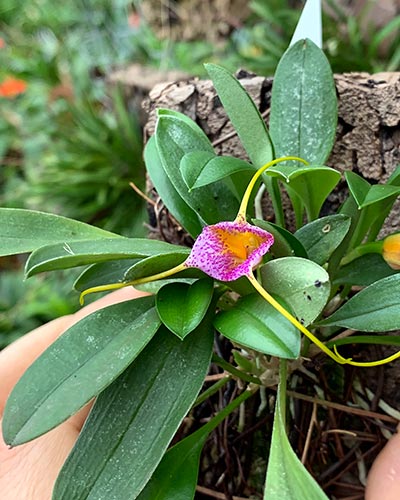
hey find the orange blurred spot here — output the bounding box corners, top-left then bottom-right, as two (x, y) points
(0, 77), (27, 98)
(0, 37), (5, 49)
(382, 233), (400, 270)
(128, 12), (140, 28)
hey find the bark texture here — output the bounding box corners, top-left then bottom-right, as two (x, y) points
(141, 70), (400, 233)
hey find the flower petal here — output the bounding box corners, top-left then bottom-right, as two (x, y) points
(185, 221), (274, 281)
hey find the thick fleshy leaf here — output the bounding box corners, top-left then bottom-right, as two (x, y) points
(264, 361), (328, 499)
(269, 39), (337, 165)
(0, 208), (119, 257)
(214, 293), (300, 359)
(368, 170), (400, 241)
(205, 63), (273, 168)
(137, 388), (254, 500)
(138, 430), (206, 500)
(267, 165), (341, 220)
(180, 152), (254, 190)
(318, 274), (400, 331)
(52, 325), (214, 500)
(346, 170), (400, 210)
(253, 219), (307, 258)
(361, 184), (400, 209)
(25, 238), (188, 277)
(156, 113), (239, 224)
(2, 296), (160, 446)
(260, 257), (330, 326)
(145, 136), (203, 237)
(295, 215), (351, 265)
(74, 259), (141, 291)
(333, 254), (397, 286)
(156, 279), (214, 339)
(345, 171), (370, 207)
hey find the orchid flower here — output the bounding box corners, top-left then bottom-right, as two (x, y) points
(81, 157), (400, 368)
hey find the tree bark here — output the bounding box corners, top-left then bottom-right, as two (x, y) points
(141, 70), (400, 234)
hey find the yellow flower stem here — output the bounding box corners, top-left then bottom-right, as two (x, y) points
(333, 345), (400, 367)
(247, 273), (347, 364)
(248, 272), (400, 367)
(79, 261), (188, 305)
(236, 156), (308, 221)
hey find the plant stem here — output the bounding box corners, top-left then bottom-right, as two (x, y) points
(236, 156), (308, 221)
(194, 384), (258, 438)
(193, 376), (231, 407)
(212, 354), (261, 385)
(80, 261), (188, 304)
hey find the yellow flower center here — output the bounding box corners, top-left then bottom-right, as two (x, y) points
(215, 228), (264, 261)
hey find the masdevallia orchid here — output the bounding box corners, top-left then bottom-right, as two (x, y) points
(81, 157), (400, 368)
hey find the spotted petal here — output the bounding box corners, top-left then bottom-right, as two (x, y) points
(185, 221), (274, 281)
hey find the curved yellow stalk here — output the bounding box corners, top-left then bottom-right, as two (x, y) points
(248, 273), (400, 367)
(79, 261), (188, 305)
(247, 273), (347, 364)
(333, 345), (400, 367)
(236, 156), (308, 221)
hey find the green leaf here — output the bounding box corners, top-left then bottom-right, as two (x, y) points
(345, 171), (370, 207)
(361, 184), (400, 209)
(269, 39), (337, 165)
(295, 215), (351, 265)
(0, 208), (120, 257)
(137, 388), (254, 500)
(156, 113), (239, 224)
(253, 219), (308, 258)
(52, 325), (214, 500)
(205, 63), (273, 168)
(345, 171), (400, 209)
(264, 361), (328, 499)
(145, 136), (203, 237)
(138, 430), (206, 500)
(334, 254), (397, 286)
(368, 167), (400, 240)
(2, 296), (160, 446)
(180, 152), (254, 190)
(74, 259), (141, 291)
(260, 257), (330, 326)
(388, 165), (400, 185)
(268, 165), (341, 220)
(318, 274), (400, 331)
(214, 293), (300, 359)
(25, 238), (188, 277)
(156, 279), (214, 339)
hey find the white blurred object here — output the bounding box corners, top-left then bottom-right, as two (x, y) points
(290, 0), (322, 48)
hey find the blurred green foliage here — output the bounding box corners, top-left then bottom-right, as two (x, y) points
(0, 265), (80, 348)
(234, 0), (400, 75)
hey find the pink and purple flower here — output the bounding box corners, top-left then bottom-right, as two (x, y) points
(185, 220), (274, 281)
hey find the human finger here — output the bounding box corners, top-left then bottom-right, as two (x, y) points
(0, 287), (149, 416)
(365, 429), (400, 500)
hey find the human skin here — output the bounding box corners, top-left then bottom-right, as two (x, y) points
(0, 288), (148, 500)
(0, 287), (398, 499)
(365, 427), (400, 500)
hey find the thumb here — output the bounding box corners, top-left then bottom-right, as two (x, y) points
(366, 428), (400, 500)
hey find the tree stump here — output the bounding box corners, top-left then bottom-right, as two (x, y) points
(142, 70), (400, 234)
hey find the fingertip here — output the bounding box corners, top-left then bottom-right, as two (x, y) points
(366, 430), (400, 500)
